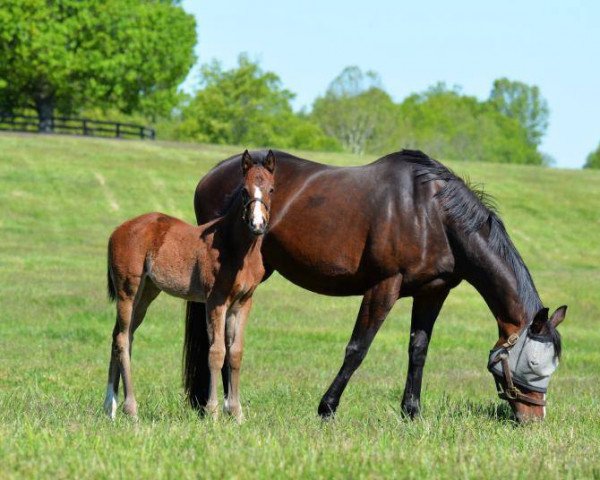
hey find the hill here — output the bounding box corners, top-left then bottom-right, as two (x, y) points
(1, 132), (599, 478)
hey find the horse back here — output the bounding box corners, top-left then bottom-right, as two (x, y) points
(194, 151), (456, 296)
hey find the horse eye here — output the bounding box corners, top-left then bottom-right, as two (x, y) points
(269, 188), (274, 194)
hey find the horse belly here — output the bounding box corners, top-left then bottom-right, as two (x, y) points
(146, 242), (208, 303)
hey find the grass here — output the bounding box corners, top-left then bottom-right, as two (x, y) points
(0, 132), (599, 479)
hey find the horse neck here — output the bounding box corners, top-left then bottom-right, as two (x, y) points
(459, 230), (542, 343)
(216, 199), (263, 258)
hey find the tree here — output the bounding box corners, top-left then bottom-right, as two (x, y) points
(393, 83), (543, 165)
(584, 143), (600, 169)
(0, 0), (196, 129)
(489, 78), (549, 147)
(311, 66), (396, 154)
(175, 54), (339, 151)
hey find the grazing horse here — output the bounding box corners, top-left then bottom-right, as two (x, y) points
(104, 150), (275, 421)
(184, 149), (567, 422)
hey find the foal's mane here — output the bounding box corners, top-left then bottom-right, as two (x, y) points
(397, 149), (546, 327)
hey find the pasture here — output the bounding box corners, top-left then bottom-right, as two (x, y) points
(0, 132), (599, 478)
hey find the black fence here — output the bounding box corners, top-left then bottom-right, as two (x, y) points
(0, 113), (155, 140)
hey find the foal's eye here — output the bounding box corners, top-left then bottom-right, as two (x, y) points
(269, 188), (274, 194)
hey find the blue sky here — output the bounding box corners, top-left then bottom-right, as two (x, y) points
(181, 0), (599, 168)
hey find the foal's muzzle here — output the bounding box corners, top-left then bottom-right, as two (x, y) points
(242, 197), (270, 236)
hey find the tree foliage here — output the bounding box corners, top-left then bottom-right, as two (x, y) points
(584, 143), (600, 169)
(311, 67), (396, 154)
(393, 84), (543, 164)
(489, 78), (549, 147)
(175, 54), (339, 151)
(0, 0), (196, 127)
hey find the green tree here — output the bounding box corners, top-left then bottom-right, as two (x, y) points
(0, 0), (196, 129)
(489, 78), (549, 147)
(311, 66), (396, 154)
(175, 54), (339, 150)
(584, 143), (600, 169)
(393, 83), (543, 165)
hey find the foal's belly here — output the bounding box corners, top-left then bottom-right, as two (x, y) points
(146, 251), (207, 303)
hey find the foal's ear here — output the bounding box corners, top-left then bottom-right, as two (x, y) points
(241, 149), (253, 174)
(550, 305), (567, 328)
(264, 149), (276, 173)
(531, 307), (550, 334)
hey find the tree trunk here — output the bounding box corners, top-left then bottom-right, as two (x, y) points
(34, 96), (55, 133)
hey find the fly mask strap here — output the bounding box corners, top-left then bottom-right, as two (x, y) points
(488, 332), (547, 407)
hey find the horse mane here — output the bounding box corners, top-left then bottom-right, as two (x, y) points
(397, 149), (544, 322)
(217, 185), (243, 216)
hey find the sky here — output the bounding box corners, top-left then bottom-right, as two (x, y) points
(181, 0), (600, 168)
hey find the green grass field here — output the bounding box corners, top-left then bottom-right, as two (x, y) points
(1, 132), (599, 479)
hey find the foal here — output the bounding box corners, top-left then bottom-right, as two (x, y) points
(104, 150), (275, 421)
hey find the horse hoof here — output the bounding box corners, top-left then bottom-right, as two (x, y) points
(104, 400), (117, 420)
(122, 401), (138, 418)
(401, 402), (421, 419)
(318, 401), (337, 420)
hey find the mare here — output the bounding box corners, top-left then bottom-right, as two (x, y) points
(184, 149), (567, 422)
(104, 150), (275, 421)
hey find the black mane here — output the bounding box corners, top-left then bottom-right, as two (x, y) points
(399, 149), (544, 321)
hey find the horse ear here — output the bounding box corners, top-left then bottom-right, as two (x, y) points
(264, 149), (276, 173)
(550, 305), (567, 328)
(530, 307), (549, 334)
(241, 149), (252, 174)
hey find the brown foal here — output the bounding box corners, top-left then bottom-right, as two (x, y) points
(104, 150), (275, 421)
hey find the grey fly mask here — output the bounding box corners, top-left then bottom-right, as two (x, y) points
(488, 326), (559, 406)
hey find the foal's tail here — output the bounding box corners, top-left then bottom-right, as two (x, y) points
(107, 242), (117, 303)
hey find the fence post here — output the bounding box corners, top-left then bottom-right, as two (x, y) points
(116, 123), (121, 138)
(83, 119), (88, 136)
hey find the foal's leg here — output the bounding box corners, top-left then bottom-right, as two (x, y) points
(104, 321), (121, 419)
(224, 298), (252, 422)
(318, 275), (402, 418)
(129, 280), (160, 356)
(205, 301), (227, 418)
(401, 290), (448, 418)
(115, 296), (140, 417)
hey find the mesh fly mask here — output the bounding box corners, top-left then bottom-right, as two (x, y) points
(488, 326), (559, 406)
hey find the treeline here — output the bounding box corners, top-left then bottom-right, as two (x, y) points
(164, 58), (548, 165)
(1, 1), (597, 166)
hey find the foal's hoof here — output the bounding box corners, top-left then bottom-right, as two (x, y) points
(104, 399), (117, 420)
(223, 403), (244, 423)
(204, 403), (219, 420)
(122, 400), (138, 419)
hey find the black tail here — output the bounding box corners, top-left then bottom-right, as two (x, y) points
(183, 301), (210, 410)
(107, 244), (117, 303)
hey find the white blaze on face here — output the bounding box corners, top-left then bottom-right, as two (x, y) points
(251, 186), (265, 230)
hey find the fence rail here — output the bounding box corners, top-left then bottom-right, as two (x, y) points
(0, 113), (155, 140)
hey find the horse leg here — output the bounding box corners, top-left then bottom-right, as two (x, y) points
(205, 302), (227, 418)
(224, 298), (252, 422)
(401, 289), (449, 418)
(129, 280), (160, 356)
(104, 321), (121, 420)
(318, 275), (402, 418)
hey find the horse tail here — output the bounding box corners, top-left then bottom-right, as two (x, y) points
(183, 301), (210, 410)
(107, 241), (117, 303)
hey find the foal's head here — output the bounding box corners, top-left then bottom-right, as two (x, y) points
(489, 306), (567, 422)
(241, 149), (276, 235)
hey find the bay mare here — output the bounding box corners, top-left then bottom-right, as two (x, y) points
(184, 149), (566, 422)
(105, 150), (275, 421)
